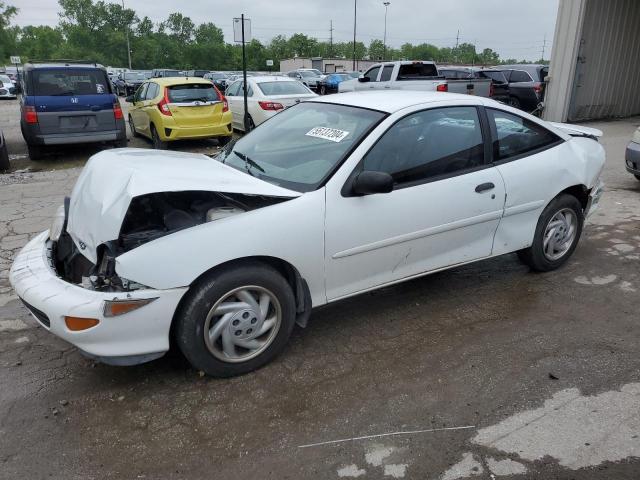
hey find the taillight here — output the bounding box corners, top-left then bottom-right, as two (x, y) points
(533, 83), (542, 94)
(24, 105), (38, 124)
(436, 83), (448, 92)
(222, 97), (229, 112)
(113, 102), (123, 120)
(258, 101), (284, 111)
(157, 87), (172, 116)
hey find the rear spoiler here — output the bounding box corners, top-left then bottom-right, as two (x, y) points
(549, 122), (603, 139)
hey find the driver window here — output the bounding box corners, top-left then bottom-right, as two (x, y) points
(362, 106), (485, 186)
(364, 67), (381, 82)
(134, 83), (148, 103)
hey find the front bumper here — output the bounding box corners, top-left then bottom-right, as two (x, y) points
(625, 141), (640, 175)
(585, 179), (605, 218)
(9, 231), (188, 364)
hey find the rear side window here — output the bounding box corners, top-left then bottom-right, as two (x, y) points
(509, 70), (532, 83)
(363, 106), (485, 186)
(480, 71), (507, 84)
(380, 65), (394, 82)
(397, 63), (438, 80)
(487, 108), (561, 161)
(31, 68), (110, 96)
(167, 84), (220, 102)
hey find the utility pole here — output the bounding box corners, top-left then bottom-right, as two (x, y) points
(352, 0), (357, 71)
(241, 14), (249, 132)
(383, 2), (390, 61)
(121, 0), (132, 69)
(454, 29), (460, 64)
(329, 20), (334, 57)
(541, 33), (547, 62)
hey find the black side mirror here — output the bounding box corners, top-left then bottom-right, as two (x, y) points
(352, 171), (394, 195)
(358, 76), (370, 83)
(125, 95), (134, 103)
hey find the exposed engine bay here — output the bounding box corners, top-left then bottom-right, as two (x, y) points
(53, 191), (288, 292)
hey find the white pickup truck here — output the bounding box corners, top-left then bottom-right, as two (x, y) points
(339, 61), (446, 93)
(338, 60), (492, 98)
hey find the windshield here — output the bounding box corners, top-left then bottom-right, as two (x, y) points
(0, 75), (11, 83)
(257, 81), (311, 95)
(167, 83), (220, 102)
(124, 72), (146, 81)
(299, 71), (316, 78)
(218, 102), (385, 192)
(31, 68), (110, 96)
(348, 72), (360, 78)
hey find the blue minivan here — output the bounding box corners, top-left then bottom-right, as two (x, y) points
(20, 62), (127, 160)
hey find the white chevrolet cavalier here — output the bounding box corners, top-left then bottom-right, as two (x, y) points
(10, 91), (605, 377)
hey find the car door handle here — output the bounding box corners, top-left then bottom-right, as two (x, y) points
(475, 182), (495, 193)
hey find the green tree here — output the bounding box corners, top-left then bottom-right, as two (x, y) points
(17, 25), (64, 61)
(368, 39), (384, 61)
(0, 2), (18, 62)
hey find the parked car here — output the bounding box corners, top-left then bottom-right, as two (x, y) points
(475, 69), (510, 103)
(225, 75), (317, 131)
(126, 77), (232, 149)
(10, 90), (605, 377)
(204, 71), (231, 91)
(151, 69), (182, 78)
(0, 129), (9, 171)
(0, 73), (17, 98)
(499, 64), (548, 111)
(435, 66), (492, 97)
(625, 126), (640, 181)
(185, 70), (209, 78)
(19, 61), (127, 160)
(286, 69), (325, 90)
(339, 61), (447, 93)
(114, 71), (147, 97)
(317, 72), (352, 95)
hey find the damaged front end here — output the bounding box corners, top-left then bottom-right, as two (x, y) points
(53, 190), (288, 292)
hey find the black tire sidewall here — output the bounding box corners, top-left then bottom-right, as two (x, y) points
(175, 262), (296, 377)
(528, 194), (584, 271)
(128, 115), (138, 137)
(151, 125), (166, 149)
(0, 143), (9, 171)
(509, 96), (521, 108)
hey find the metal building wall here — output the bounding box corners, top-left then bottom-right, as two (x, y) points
(545, 0), (640, 122)
(570, 0), (640, 120)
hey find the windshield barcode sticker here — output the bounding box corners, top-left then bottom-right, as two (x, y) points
(305, 127), (349, 142)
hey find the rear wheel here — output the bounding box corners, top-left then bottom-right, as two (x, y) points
(635, 174), (640, 181)
(0, 135), (9, 171)
(27, 144), (44, 161)
(517, 194), (583, 272)
(508, 96), (521, 109)
(175, 262), (296, 377)
(151, 124), (167, 150)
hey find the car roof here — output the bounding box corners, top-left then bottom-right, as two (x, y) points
(312, 90), (485, 113)
(248, 75), (300, 83)
(24, 62), (105, 71)
(150, 77), (216, 86)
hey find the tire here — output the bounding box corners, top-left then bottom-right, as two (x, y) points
(128, 115), (140, 138)
(320, 85), (326, 95)
(247, 116), (255, 132)
(635, 174), (640, 181)
(150, 124), (167, 150)
(517, 194), (584, 272)
(0, 136), (9, 171)
(508, 96), (521, 109)
(27, 143), (44, 161)
(175, 262), (296, 377)
(218, 135), (231, 146)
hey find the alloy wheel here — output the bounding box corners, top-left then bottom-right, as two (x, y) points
(543, 208), (578, 261)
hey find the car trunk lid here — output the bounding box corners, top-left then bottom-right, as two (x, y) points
(165, 83), (224, 127)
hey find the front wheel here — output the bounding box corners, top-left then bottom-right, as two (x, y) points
(128, 115), (140, 138)
(517, 194), (584, 272)
(0, 136), (9, 171)
(175, 262), (296, 377)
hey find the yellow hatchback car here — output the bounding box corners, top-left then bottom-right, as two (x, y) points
(126, 77), (232, 149)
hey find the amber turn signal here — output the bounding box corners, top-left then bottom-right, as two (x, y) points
(65, 316), (100, 331)
(103, 298), (157, 318)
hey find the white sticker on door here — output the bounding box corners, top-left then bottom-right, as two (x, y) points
(305, 126), (350, 142)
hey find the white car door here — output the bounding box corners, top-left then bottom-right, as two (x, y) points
(324, 105), (506, 300)
(376, 64), (396, 90)
(225, 81), (243, 129)
(486, 107), (571, 256)
(356, 66), (381, 91)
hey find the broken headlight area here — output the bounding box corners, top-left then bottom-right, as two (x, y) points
(52, 190), (288, 292)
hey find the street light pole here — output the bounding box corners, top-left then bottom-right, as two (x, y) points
(121, 0), (132, 69)
(352, 0), (357, 71)
(383, 2), (390, 61)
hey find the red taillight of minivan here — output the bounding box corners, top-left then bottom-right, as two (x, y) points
(157, 88), (172, 116)
(113, 102), (123, 120)
(24, 105), (38, 124)
(436, 83), (448, 92)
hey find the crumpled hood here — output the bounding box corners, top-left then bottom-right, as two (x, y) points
(67, 148), (300, 264)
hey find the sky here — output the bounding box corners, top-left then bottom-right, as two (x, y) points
(13, 0), (560, 61)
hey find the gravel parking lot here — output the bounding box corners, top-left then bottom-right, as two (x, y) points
(1, 110), (640, 479)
